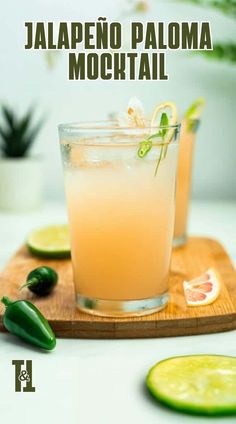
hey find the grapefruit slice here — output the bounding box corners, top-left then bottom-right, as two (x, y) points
(183, 268), (220, 306)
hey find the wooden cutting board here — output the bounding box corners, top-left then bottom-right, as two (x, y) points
(0, 237), (236, 339)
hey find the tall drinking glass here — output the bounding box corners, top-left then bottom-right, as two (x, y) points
(59, 121), (180, 317)
(174, 119), (199, 247)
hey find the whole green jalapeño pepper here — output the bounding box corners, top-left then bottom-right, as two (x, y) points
(1, 296), (56, 350)
(20, 266), (58, 296)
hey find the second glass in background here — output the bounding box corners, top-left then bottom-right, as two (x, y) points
(174, 118), (200, 247)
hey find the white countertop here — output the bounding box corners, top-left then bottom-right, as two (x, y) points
(1, 200), (236, 424)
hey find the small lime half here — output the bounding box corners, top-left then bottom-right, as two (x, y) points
(27, 225), (70, 259)
(146, 355), (236, 416)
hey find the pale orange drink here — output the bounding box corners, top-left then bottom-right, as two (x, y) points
(59, 117), (180, 316)
(174, 118), (199, 245)
(174, 98), (204, 246)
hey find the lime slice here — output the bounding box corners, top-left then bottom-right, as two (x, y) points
(27, 225), (70, 258)
(151, 101), (178, 136)
(146, 355), (236, 416)
(150, 102), (178, 175)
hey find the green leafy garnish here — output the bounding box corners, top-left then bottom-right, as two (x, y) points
(159, 112), (169, 137)
(138, 112), (170, 176)
(154, 113), (169, 176)
(198, 43), (236, 63)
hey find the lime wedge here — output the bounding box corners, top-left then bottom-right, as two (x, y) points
(184, 97), (205, 120)
(27, 225), (70, 258)
(146, 355), (236, 416)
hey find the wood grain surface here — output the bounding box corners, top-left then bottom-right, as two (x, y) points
(0, 237), (236, 339)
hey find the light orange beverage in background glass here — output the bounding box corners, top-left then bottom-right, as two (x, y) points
(174, 119), (199, 246)
(59, 122), (180, 317)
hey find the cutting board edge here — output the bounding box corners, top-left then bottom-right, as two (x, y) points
(0, 236), (236, 339)
(2, 311), (236, 339)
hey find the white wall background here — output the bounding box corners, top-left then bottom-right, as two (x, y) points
(0, 0), (236, 200)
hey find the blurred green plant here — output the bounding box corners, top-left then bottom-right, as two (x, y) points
(199, 42), (236, 62)
(0, 106), (44, 158)
(182, 0), (236, 63)
(182, 0), (236, 17)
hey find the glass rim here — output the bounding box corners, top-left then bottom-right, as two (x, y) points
(58, 120), (181, 135)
